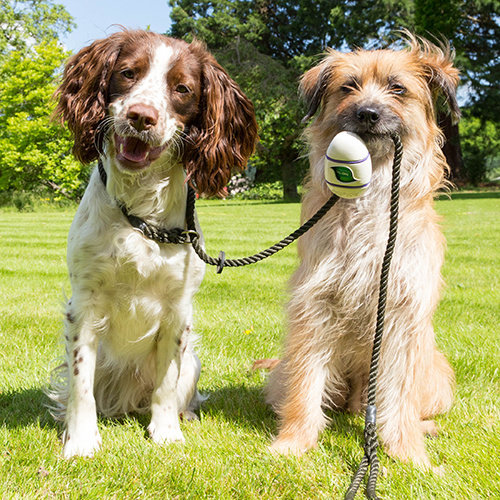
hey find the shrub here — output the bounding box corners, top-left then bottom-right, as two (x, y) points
(460, 114), (500, 184)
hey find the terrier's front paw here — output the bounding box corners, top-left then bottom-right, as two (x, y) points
(269, 437), (315, 457)
(421, 419), (440, 437)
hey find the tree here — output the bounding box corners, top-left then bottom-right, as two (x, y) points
(0, 41), (89, 198)
(454, 0), (499, 123)
(460, 112), (500, 184)
(170, 0), (499, 190)
(414, 0), (465, 183)
(170, 0), (326, 200)
(414, 0), (499, 183)
(0, 0), (74, 55)
(214, 39), (307, 198)
(0, 1), (85, 198)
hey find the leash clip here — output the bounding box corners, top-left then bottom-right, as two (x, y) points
(182, 229), (199, 241)
(365, 404), (377, 425)
(216, 251), (226, 274)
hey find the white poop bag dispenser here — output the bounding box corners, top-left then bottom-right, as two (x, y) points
(324, 131), (372, 198)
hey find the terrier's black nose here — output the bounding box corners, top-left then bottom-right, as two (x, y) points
(356, 107), (380, 125)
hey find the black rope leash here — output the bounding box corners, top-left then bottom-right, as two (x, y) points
(98, 160), (339, 256)
(344, 133), (403, 500)
(185, 189), (340, 273)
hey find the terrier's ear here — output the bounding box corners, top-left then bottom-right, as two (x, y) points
(300, 57), (335, 122)
(409, 35), (461, 124)
(423, 54), (461, 124)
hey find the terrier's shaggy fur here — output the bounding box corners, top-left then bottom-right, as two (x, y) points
(266, 36), (459, 469)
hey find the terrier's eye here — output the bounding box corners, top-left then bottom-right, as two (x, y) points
(389, 83), (407, 95)
(121, 69), (135, 80)
(341, 79), (359, 94)
(175, 84), (191, 94)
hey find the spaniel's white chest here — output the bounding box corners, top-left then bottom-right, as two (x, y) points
(67, 190), (204, 360)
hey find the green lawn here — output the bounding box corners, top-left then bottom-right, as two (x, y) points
(0, 192), (498, 499)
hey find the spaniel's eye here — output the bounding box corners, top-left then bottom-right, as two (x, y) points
(175, 84), (191, 94)
(121, 69), (135, 80)
(389, 83), (407, 95)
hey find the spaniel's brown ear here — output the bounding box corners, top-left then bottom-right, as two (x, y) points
(410, 36), (461, 124)
(300, 55), (335, 122)
(54, 34), (122, 163)
(183, 43), (258, 197)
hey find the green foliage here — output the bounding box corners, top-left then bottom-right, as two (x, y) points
(0, 1), (85, 199)
(414, 0), (499, 123)
(0, 41), (90, 199)
(170, 0), (266, 50)
(414, 0), (460, 39)
(230, 180), (284, 200)
(0, 0), (74, 55)
(459, 113), (500, 183)
(454, 0), (500, 122)
(170, 0), (335, 61)
(327, 0), (413, 48)
(11, 191), (35, 212)
(214, 40), (307, 189)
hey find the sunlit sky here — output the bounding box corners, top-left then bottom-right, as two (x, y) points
(57, 0), (172, 52)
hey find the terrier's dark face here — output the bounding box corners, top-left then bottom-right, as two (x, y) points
(301, 38), (460, 158)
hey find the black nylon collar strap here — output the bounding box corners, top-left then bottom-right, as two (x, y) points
(98, 159), (108, 187)
(97, 160), (192, 244)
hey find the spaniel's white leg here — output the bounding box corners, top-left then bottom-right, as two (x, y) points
(148, 325), (185, 444)
(62, 307), (101, 458)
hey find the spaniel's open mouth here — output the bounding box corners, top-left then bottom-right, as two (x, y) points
(114, 134), (166, 170)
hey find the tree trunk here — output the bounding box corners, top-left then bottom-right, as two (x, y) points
(280, 133), (300, 201)
(439, 111), (466, 185)
(281, 157), (300, 201)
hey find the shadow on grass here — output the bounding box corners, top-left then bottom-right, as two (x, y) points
(201, 383), (276, 433)
(0, 382), (273, 433)
(0, 382), (366, 468)
(0, 386), (57, 429)
(201, 382), (366, 453)
(203, 382), (373, 478)
(438, 190), (500, 201)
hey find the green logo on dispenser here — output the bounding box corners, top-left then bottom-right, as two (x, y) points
(333, 166), (355, 183)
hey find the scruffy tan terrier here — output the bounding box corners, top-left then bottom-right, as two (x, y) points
(264, 35), (460, 469)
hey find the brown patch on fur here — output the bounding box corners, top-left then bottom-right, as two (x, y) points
(54, 29), (258, 197)
(182, 40), (258, 197)
(252, 359), (281, 371)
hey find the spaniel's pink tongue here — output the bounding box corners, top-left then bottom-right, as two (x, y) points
(116, 135), (150, 164)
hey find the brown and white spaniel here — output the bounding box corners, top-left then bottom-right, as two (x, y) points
(48, 29), (257, 458)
